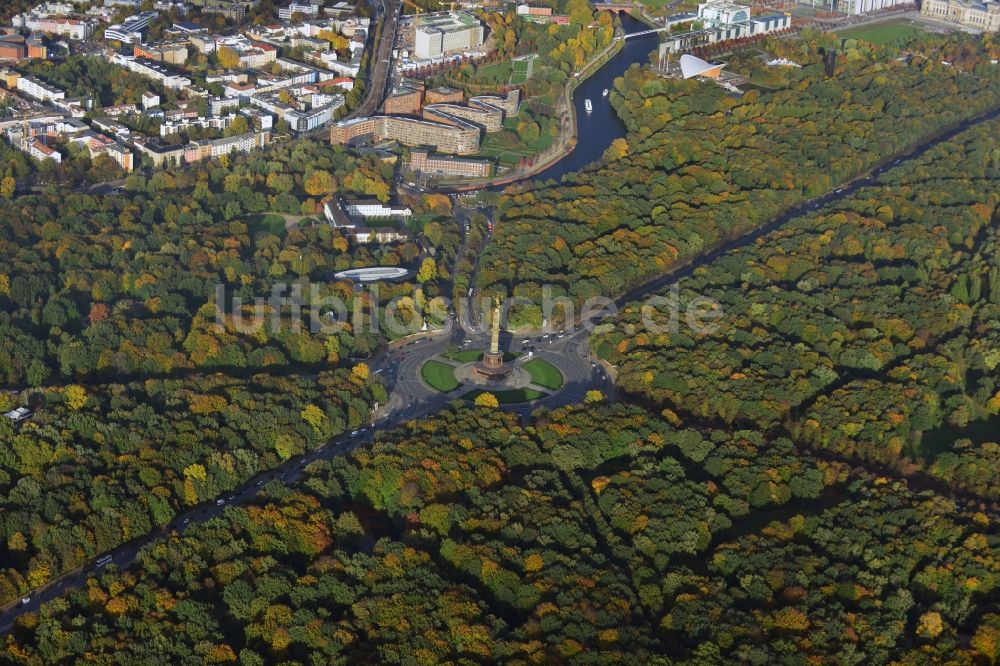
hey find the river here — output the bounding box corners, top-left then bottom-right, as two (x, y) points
(520, 14), (659, 184)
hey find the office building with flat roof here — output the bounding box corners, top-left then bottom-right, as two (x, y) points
(423, 103), (503, 132)
(384, 86), (423, 114)
(798, 0), (909, 14)
(413, 11), (484, 59)
(424, 86), (464, 104)
(104, 11), (157, 43)
(409, 149), (492, 177)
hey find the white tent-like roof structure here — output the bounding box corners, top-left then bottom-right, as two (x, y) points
(679, 54), (725, 79)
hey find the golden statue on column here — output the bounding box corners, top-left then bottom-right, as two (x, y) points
(474, 296), (512, 379)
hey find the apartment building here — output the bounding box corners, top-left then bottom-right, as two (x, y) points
(316, 51), (362, 76)
(424, 86), (464, 104)
(133, 137), (185, 167)
(159, 113), (236, 136)
(104, 141), (134, 172)
(409, 149), (492, 178)
(179, 131), (271, 163)
(213, 36), (277, 68)
(190, 0), (260, 21)
(423, 103), (503, 132)
(331, 115), (481, 154)
(24, 17), (94, 39)
(28, 139), (61, 162)
(17, 75), (65, 102)
(134, 41), (189, 65)
(111, 54), (192, 90)
(471, 90), (519, 116)
(142, 91), (160, 109)
(279, 2), (321, 19)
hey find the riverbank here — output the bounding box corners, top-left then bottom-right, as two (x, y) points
(441, 23), (638, 192)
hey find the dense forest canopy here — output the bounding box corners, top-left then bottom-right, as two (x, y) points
(594, 117), (1000, 499)
(1, 27), (999, 666)
(477, 34), (1000, 314)
(3, 402), (998, 663)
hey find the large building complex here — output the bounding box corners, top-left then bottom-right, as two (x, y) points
(331, 115), (481, 154)
(798, 0), (909, 14)
(104, 11), (157, 43)
(920, 0), (1000, 30)
(413, 12), (484, 59)
(423, 102), (504, 132)
(422, 90), (519, 133)
(661, 1), (791, 53)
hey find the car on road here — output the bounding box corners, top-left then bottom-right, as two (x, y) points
(20, 598), (30, 605)
(182, 517), (190, 525)
(351, 430), (359, 436)
(216, 499), (225, 506)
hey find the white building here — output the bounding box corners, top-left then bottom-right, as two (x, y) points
(3, 407), (32, 423)
(278, 2), (321, 19)
(16, 76), (66, 102)
(343, 199), (412, 219)
(14, 16), (96, 40)
(110, 54), (192, 90)
(317, 50), (362, 76)
(142, 91), (160, 109)
(104, 10), (158, 43)
(413, 12), (484, 59)
(798, 0), (909, 15)
(660, 1), (791, 53)
(28, 139), (61, 162)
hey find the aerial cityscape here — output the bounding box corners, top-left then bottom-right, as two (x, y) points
(0, 0), (999, 661)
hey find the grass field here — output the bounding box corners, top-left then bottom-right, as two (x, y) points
(510, 57), (532, 84)
(248, 214), (286, 237)
(523, 358), (564, 390)
(463, 388), (547, 403)
(421, 360), (460, 392)
(472, 61), (515, 84)
(838, 20), (926, 45)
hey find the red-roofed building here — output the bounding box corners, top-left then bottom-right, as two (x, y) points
(28, 139), (61, 163)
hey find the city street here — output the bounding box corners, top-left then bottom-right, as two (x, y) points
(347, 0), (401, 119)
